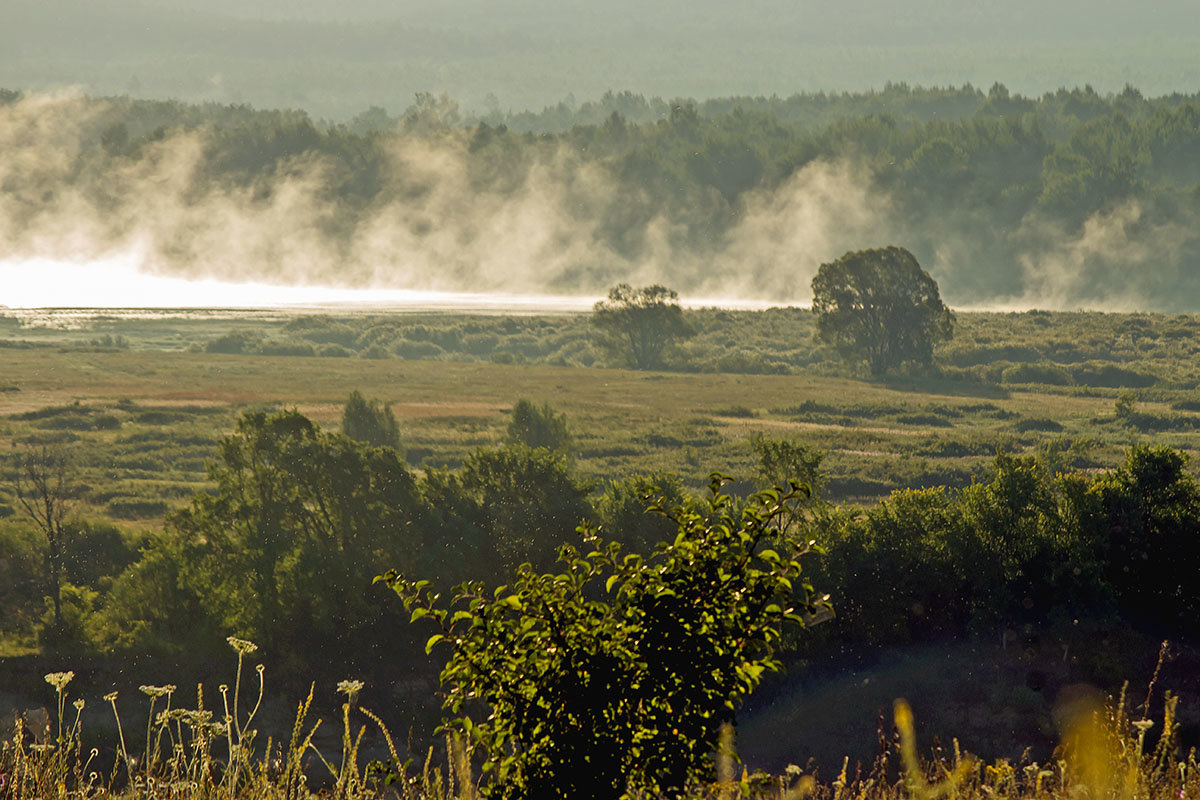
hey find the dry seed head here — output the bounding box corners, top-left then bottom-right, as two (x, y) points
(44, 671), (74, 691)
(103, 691), (119, 703)
(73, 699), (85, 711)
(157, 710), (189, 725)
(226, 636), (258, 655)
(337, 679), (364, 704)
(140, 684), (176, 698)
(184, 710), (213, 725)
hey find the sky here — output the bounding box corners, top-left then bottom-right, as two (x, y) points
(5, 0), (1198, 119)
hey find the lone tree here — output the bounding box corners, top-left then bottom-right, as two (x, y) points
(591, 283), (691, 370)
(811, 246), (954, 375)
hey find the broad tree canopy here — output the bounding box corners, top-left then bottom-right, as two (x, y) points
(591, 283), (691, 370)
(811, 246), (954, 375)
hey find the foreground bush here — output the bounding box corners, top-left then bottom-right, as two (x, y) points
(381, 476), (830, 799)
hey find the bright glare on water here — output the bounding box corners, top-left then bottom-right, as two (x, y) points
(0, 256), (782, 313)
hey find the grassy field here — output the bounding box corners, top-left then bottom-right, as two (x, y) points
(4, 306), (1200, 531)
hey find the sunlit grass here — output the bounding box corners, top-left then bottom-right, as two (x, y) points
(4, 641), (1195, 799)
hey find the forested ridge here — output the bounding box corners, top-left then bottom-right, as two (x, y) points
(5, 83), (1200, 307)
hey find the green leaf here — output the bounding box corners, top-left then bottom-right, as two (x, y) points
(605, 574), (620, 593)
(425, 634), (445, 654)
(410, 607), (429, 623)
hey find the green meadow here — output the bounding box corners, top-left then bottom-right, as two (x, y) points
(2, 306), (1199, 531)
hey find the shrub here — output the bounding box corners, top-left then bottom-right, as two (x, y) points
(1015, 418), (1065, 433)
(93, 413), (121, 430)
(593, 473), (691, 556)
(204, 331), (259, 354)
(1114, 390), (1137, 423)
(392, 339), (446, 360)
(1001, 362), (1074, 385)
(316, 343), (353, 358)
(62, 519), (140, 586)
(459, 445), (592, 570)
(710, 405), (756, 418)
(381, 476), (828, 799)
(749, 433), (825, 497)
(256, 339), (315, 357)
(894, 413), (953, 427)
(1089, 445), (1200, 632)
(342, 390), (402, 451)
(359, 344), (391, 360)
(504, 399), (572, 452)
(36, 415), (95, 431)
(106, 498), (170, 520)
(134, 411), (187, 425)
(1073, 363), (1158, 388)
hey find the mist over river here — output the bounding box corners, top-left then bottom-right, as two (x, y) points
(0, 256), (781, 317)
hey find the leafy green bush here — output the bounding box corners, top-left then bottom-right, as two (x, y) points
(382, 476), (828, 799)
(749, 433), (825, 497)
(161, 410), (425, 655)
(36, 581), (99, 654)
(62, 520), (141, 588)
(134, 410), (188, 425)
(1015, 417), (1065, 432)
(257, 338), (315, 356)
(203, 331), (260, 354)
(35, 415), (96, 431)
(504, 399), (572, 452)
(710, 405), (756, 418)
(106, 498), (169, 520)
(593, 473), (691, 556)
(1089, 445), (1200, 632)
(342, 390), (402, 451)
(1072, 363), (1158, 388)
(392, 339), (446, 360)
(1001, 362), (1074, 385)
(459, 445), (592, 570)
(894, 412), (953, 427)
(316, 343), (353, 357)
(359, 343), (391, 359)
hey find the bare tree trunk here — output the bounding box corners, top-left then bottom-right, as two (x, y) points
(13, 446), (76, 636)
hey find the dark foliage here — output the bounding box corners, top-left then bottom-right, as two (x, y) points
(592, 284), (692, 370)
(342, 389), (403, 451)
(382, 476), (828, 799)
(811, 246), (954, 375)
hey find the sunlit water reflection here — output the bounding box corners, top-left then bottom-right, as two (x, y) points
(0, 256), (783, 318)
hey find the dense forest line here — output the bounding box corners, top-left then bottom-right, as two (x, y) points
(5, 83), (1200, 307)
